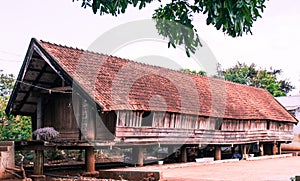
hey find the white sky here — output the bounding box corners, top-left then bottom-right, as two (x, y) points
(0, 0), (300, 94)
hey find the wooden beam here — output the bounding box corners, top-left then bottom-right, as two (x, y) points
(36, 97), (42, 130)
(277, 143), (281, 155)
(81, 99), (88, 139)
(33, 150), (44, 175)
(132, 146), (144, 167)
(181, 146), (187, 163)
(16, 63), (49, 113)
(259, 143), (264, 156)
(85, 147), (95, 172)
(215, 146), (221, 160)
(14, 101), (37, 105)
(138, 146), (144, 167)
(272, 143), (277, 155)
(242, 145), (247, 159)
(231, 145), (235, 157)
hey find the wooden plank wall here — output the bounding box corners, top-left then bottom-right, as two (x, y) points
(43, 94), (79, 140)
(270, 121), (293, 131)
(76, 97), (116, 141)
(43, 93), (117, 141)
(221, 120), (268, 131)
(115, 126), (294, 145)
(116, 110), (294, 132)
(117, 110), (219, 130)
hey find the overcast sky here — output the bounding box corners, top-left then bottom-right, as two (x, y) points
(1, 0), (300, 94)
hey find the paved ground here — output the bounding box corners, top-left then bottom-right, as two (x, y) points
(112, 155), (300, 181)
(162, 157), (300, 181)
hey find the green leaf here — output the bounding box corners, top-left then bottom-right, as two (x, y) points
(76, 0), (267, 57)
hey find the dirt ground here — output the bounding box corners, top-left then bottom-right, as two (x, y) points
(111, 156), (300, 181)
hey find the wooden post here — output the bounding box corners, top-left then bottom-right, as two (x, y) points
(277, 143), (281, 155)
(231, 145), (235, 157)
(132, 146), (144, 166)
(272, 143), (277, 155)
(181, 146), (187, 163)
(214, 146), (221, 160)
(242, 145), (247, 159)
(81, 100), (88, 140)
(138, 146), (144, 167)
(259, 143), (264, 156)
(36, 97), (42, 130)
(85, 147), (95, 172)
(238, 145), (242, 155)
(33, 150), (44, 175)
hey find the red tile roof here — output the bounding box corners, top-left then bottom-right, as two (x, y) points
(38, 40), (297, 123)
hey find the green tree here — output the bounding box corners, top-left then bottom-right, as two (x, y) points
(0, 71), (31, 140)
(0, 71), (14, 98)
(75, 0), (266, 56)
(220, 62), (294, 97)
(181, 68), (206, 76)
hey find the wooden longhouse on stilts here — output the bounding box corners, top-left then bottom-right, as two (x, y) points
(5, 38), (298, 174)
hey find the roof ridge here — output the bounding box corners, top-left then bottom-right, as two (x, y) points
(38, 39), (209, 79)
(39, 40), (86, 53)
(106, 54), (210, 79)
(38, 39), (271, 94)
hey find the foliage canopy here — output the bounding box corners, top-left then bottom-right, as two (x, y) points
(75, 0), (267, 56)
(0, 71), (31, 141)
(182, 62), (294, 97)
(220, 62), (294, 97)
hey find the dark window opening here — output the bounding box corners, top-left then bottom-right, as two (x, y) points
(215, 118), (222, 130)
(267, 121), (270, 130)
(141, 111), (153, 127)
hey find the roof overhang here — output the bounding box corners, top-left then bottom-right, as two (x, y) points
(5, 38), (72, 116)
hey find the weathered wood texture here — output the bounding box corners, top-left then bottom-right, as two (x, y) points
(116, 110), (293, 132)
(43, 94), (79, 140)
(215, 146), (221, 160)
(43, 93), (117, 141)
(85, 147), (95, 172)
(33, 150), (44, 175)
(41, 103), (294, 145)
(115, 127), (294, 145)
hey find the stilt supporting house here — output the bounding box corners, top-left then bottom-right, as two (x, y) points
(277, 143), (281, 154)
(132, 146), (144, 166)
(214, 146), (221, 160)
(181, 146), (187, 163)
(85, 147), (95, 172)
(34, 150), (44, 175)
(259, 143), (264, 156)
(242, 145), (247, 158)
(231, 146), (235, 156)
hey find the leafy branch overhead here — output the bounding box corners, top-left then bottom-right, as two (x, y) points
(75, 0), (267, 56)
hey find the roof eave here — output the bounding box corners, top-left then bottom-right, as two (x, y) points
(6, 38), (104, 116)
(5, 38), (38, 115)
